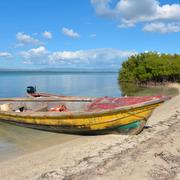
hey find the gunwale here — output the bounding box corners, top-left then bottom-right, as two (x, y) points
(0, 96), (169, 119)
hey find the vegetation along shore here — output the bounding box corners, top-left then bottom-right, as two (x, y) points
(119, 52), (180, 85)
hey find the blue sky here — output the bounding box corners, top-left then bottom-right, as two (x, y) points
(0, 0), (180, 69)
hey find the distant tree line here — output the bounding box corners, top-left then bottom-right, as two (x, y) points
(118, 52), (180, 85)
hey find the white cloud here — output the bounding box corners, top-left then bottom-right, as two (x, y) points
(49, 49), (135, 61)
(16, 32), (42, 45)
(42, 31), (52, 39)
(91, 0), (116, 18)
(90, 33), (97, 37)
(91, 0), (180, 33)
(143, 22), (180, 33)
(116, 0), (158, 25)
(20, 46), (49, 64)
(62, 27), (80, 38)
(48, 48), (136, 66)
(19, 47), (136, 67)
(0, 52), (12, 58)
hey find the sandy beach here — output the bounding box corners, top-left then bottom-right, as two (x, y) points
(0, 84), (180, 180)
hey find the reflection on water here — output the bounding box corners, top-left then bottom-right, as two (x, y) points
(119, 82), (179, 97)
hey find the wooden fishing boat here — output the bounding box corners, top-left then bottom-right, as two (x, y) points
(0, 94), (170, 135)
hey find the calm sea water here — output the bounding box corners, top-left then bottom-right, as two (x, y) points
(0, 72), (120, 162)
(0, 71), (121, 98)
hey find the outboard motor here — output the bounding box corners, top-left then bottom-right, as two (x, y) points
(26, 86), (36, 94)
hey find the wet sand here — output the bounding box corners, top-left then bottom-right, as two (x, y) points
(0, 83), (180, 180)
(0, 122), (79, 162)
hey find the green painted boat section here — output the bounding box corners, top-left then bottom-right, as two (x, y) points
(118, 120), (141, 130)
(117, 120), (142, 131)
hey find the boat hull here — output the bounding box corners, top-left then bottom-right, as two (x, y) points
(0, 119), (146, 135)
(0, 102), (160, 135)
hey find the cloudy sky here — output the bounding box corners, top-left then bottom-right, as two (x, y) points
(0, 0), (180, 69)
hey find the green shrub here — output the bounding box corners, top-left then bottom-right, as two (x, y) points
(119, 52), (180, 84)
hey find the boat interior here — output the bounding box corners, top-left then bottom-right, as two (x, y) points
(0, 100), (92, 113)
(0, 96), (164, 113)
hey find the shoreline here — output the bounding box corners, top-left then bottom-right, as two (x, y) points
(120, 81), (180, 90)
(0, 83), (180, 180)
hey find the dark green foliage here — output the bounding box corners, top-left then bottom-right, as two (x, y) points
(119, 52), (180, 84)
